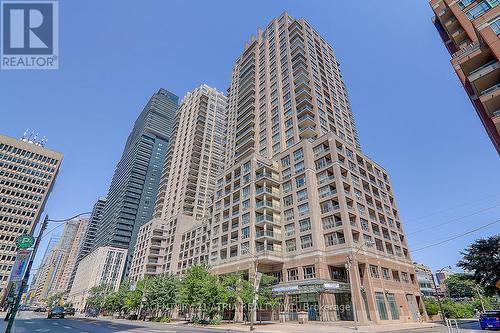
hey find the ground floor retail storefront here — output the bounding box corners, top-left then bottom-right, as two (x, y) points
(272, 279), (354, 322)
(271, 279), (424, 324)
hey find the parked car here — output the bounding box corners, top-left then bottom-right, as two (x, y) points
(65, 307), (76, 316)
(480, 310), (500, 330)
(47, 306), (65, 319)
(85, 308), (98, 317)
(34, 307), (46, 312)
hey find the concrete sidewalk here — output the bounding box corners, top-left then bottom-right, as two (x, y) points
(202, 321), (442, 333)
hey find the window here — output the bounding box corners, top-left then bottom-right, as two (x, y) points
(242, 199), (250, 210)
(458, 0), (474, 8)
(490, 17), (500, 34)
(297, 189), (308, 202)
(287, 268), (299, 281)
(296, 175), (306, 188)
(284, 209), (294, 221)
(381, 267), (391, 280)
(285, 223), (295, 236)
(375, 292), (389, 320)
(242, 186), (250, 198)
(242, 213), (250, 225)
(370, 265), (380, 278)
(294, 161), (305, 173)
(293, 148), (304, 160)
(283, 195), (293, 206)
(298, 203), (309, 216)
(303, 265), (316, 279)
(322, 216), (342, 229)
(281, 156), (290, 167)
(301, 234), (313, 249)
(325, 232), (345, 246)
(286, 239), (296, 252)
(386, 293), (399, 320)
(466, 1), (493, 19)
(299, 218), (311, 232)
(283, 181), (292, 193)
(242, 227), (250, 239)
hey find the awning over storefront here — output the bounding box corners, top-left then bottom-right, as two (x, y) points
(272, 279), (350, 295)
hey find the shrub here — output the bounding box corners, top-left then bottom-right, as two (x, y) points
(424, 298), (440, 316)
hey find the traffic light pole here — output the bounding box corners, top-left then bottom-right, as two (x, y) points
(4, 215), (49, 333)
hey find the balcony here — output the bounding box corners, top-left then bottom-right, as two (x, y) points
(452, 41), (480, 61)
(295, 87), (312, 100)
(255, 200), (280, 213)
(492, 110), (500, 132)
(255, 243), (282, 260)
(468, 59), (499, 88)
(297, 105), (314, 117)
(235, 136), (255, 153)
(255, 171), (280, 185)
(255, 186), (280, 199)
(299, 125), (317, 138)
(256, 229), (281, 242)
(298, 114), (315, 127)
(255, 214), (280, 226)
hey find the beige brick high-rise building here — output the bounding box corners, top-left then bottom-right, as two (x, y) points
(204, 13), (424, 324)
(129, 85), (227, 283)
(31, 218), (88, 303)
(429, 0), (499, 153)
(129, 12), (425, 325)
(0, 134), (63, 303)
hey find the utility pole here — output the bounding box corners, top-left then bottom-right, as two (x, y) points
(5, 215), (49, 333)
(431, 266), (451, 325)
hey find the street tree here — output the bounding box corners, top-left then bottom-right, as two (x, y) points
(458, 234), (500, 295)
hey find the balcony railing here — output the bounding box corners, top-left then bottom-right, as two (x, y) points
(481, 83), (500, 96)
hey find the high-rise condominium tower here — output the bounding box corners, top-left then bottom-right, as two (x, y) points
(77, 197), (106, 262)
(206, 13), (423, 324)
(0, 134), (63, 303)
(93, 88), (179, 277)
(430, 0), (499, 153)
(129, 85), (227, 282)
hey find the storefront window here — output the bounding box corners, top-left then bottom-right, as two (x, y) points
(375, 292), (389, 320)
(386, 293), (399, 320)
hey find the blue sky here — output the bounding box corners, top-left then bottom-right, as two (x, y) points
(1, 0), (499, 274)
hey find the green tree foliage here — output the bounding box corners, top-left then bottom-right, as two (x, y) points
(257, 274), (278, 309)
(179, 265), (228, 320)
(444, 273), (476, 299)
(123, 289), (141, 312)
(47, 292), (65, 307)
(86, 284), (111, 310)
(144, 274), (180, 316)
(458, 234), (500, 295)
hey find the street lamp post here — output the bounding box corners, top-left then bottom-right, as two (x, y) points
(249, 253), (260, 332)
(345, 240), (374, 331)
(431, 266), (451, 325)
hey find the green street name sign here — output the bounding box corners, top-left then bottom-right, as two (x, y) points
(15, 235), (34, 249)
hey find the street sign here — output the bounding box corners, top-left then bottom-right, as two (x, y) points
(15, 235), (34, 249)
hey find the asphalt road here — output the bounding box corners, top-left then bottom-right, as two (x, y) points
(0, 312), (486, 333)
(0, 312), (237, 333)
